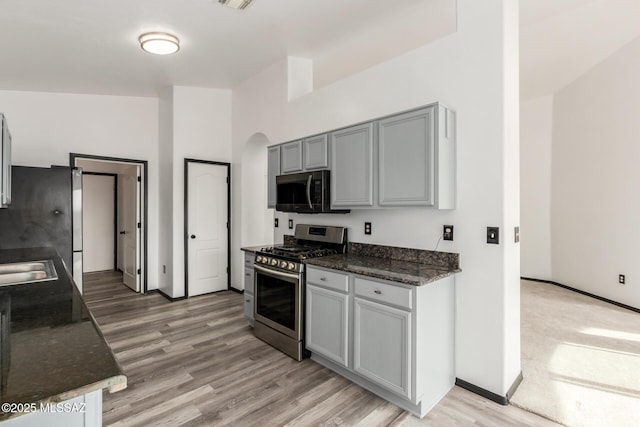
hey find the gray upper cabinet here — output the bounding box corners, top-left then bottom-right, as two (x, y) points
(303, 134), (329, 170)
(378, 107), (435, 206)
(377, 104), (455, 209)
(269, 102), (456, 210)
(267, 146), (281, 208)
(280, 141), (303, 174)
(330, 123), (374, 207)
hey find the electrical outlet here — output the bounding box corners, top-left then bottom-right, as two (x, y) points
(364, 222), (372, 235)
(288, 219), (293, 229)
(619, 274), (626, 285)
(514, 226), (520, 243)
(443, 225), (454, 241)
(487, 227), (499, 244)
(274, 218), (279, 228)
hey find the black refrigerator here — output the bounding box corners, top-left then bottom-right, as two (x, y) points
(0, 166), (83, 291)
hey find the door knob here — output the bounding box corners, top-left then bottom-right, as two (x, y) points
(190, 235), (196, 239)
(119, 231), (126, 235)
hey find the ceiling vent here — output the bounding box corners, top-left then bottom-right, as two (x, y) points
(218, 0), (254, 10)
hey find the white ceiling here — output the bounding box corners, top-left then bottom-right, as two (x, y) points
(0, 0), (639, 99)
(520, 0), (640, 100)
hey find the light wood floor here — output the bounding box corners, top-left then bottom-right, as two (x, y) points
(83, 271), (559, 427)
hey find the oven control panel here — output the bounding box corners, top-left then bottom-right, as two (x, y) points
(255, 255), (302, 273)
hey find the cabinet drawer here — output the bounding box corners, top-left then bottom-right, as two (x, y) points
(354, 277), (412, 310)
(244, 268), (255, 295)
(306, 267), (349, 293)
(244, 252), (255, 267)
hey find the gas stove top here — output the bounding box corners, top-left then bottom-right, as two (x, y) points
(255, 224), (347, 273)
(259, 244), (338, 260)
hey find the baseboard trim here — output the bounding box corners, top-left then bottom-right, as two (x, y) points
(506, 371), (523, 402)
(230, 287), (244, 294)
(521, 277), (640, 314)
(157, 290), (188, 302)
(455, 372), (522, 406)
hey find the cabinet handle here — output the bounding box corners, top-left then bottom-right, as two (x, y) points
(320, 277), (327, 281)
(374, 289), (382, 294)
(245, 273), (250, 277)
(245, 299), (250, 303)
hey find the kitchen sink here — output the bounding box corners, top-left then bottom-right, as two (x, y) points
(0, 260), (58, 287)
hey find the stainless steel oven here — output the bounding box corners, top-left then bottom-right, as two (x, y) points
(254, 265), (302, 339)
(253, 224), (348, 361)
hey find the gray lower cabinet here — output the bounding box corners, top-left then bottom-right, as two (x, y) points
(305, 265), (455, 418)
(353, 297), (411, 399)
(306, 283), (349, 367)
(1, 390), (103, 427)
(243, 252), (255, 326)
(329, 123), (374, 207)
(303, 134), (329, 170)
(280, 141), (303, 174)
(267, 146), (281, 208)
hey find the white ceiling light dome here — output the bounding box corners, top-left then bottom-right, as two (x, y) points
(139, 32), (180, 55)
(218, 0), (254, 10)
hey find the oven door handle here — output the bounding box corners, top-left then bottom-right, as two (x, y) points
(306, 175), (313, 210)
(254, 264), (301, 281)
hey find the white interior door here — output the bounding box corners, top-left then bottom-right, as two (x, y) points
(187, 162), (228, 296)
(121, 171), (140, 292)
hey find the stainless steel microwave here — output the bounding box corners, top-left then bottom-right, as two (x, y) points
(276, 170), (349, 214)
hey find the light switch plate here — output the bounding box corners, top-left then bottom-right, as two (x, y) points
(487, 227), (499, 244)
(288, 219), (293, 229)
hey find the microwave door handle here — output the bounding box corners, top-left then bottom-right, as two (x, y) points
(306, 175), (313, 210)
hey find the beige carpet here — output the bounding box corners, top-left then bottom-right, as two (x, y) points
(511, 280), (640, 426)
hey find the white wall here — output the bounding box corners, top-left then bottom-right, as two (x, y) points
(158, 87), (174, 295)
(231, 60), (289, 290)
(160, 86), (233, 298)
(551, 35), (640, 309)
(0, 90), (160, 290)
(83, 174), (115, 272)
(232, 0), (521, 397)
(520, 95), (553, 280)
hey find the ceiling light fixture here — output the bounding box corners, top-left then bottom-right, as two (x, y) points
(218, 0), (254, 10)
(139, 32), (180, 55)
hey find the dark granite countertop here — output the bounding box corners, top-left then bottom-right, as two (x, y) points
(304, 243), (461, 286)
(0, 247), (126, 420)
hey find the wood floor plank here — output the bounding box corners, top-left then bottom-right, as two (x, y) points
(83, 271), (560, 427)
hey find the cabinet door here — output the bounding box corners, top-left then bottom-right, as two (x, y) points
(243, 293), (254, 324)
(330, 123), (374, 207)
(378, 107), (434, 206)
(303, 135), (329, 170)
(306, 284), (349, 367)
(281, 141), (303, 174)
(353, 297), (411, 399)
(244, 267), (255, 295)
(267, 146), (281, 208)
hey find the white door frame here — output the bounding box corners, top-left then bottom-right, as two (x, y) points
(184, 158), (231, 296)
(70, 153), (148, 293)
